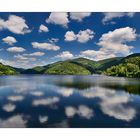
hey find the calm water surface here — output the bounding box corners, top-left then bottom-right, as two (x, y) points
(0, 75), (140, 128)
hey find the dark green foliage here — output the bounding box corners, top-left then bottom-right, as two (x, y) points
(104, 54), (140, 78)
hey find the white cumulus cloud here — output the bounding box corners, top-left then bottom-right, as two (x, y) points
(2, 36), (17, 45)
(64, 31), (77, 41)
(65, 29), (94, 43)
(97, 27), (137, 55)
(32, 42), (60, 51)
(23, 52), (45, 57)
(77, 29), (94, 43)
(46, 12), (69, 28)
(70, 12), (91, 21)
(0, 15), (31, 34)
(7, 46), (26, 53)
(102, 12), (135, 24)
(39, 24), (49, 33)
(55, 51), (74, 59)
(81, 27), (137, 60)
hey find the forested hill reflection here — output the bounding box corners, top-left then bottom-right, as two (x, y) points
(52, 75), (140, 95)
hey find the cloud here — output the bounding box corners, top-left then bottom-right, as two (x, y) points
(30, 91), (44, 97)
(14, 54), (36, 62)
(0, 15), (31, 34)
(7, 95), (24, 102)
(64, 31), (77, 41)
(80, 50), (116, 60)
(32, 97), (60, 106)
(81, 27), (137, 60)
(2, 36), (17, 45)
(70, 12), (91, 21)
(2, 103), (16, 112)
(102, 12), (135, 24)
(0, 57), (37, 69)
(39, 116), (48, 123)
(46, 12), (69, 27)
(39, 24), (49, 33)
(32, 42), (60, 51)
(23, 52), (45, 57)
(14, 54), (29, 60)
(77, 29), (95, 43)
(55, 51), (73, 59)
(80, 87), (136, 122)
(7, 46), (26, 53)
(65, 29), (94, 43)
(65, 105), (94, 119)
(0, 115), (27, 127)
(97, 27), (137, 54)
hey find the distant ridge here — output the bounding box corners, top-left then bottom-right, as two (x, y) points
(0, 53), (140, 77)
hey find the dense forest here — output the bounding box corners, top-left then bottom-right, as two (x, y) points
(104, 54), (140, 78)
(0, 53), (140, 78)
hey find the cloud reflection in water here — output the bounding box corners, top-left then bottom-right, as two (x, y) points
(2, 103), (16, 112)
(65, 105), (94, 119)
(32, 97), (60, 106)
(0, 115), (27, 128)
(80, 87), (136, 122)
(7, 95), (24, 102)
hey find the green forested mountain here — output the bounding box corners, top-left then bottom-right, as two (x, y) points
(0, 63), (19, 75)
(104, 53), (140, 78)
(44, 61), (91, 75)
(70, 57), (122, 74)
(0, 53), (140, 77)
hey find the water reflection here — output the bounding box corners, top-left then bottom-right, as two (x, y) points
(65, 105), (94, 119)
(32, 97), (60, 106)
(0, 75), (140, 127)
(2, 103), (16, 112)
(80, 87), (136, 121)
(0, 115), (27, 128)
(7, 95), (24, 102)
(39, 115), (48, 124)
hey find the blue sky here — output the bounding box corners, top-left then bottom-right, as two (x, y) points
(0, 12), (140, 68)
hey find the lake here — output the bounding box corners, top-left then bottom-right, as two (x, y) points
(0, 75), (140, 128)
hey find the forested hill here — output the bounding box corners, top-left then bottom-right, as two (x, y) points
(104, 53), (140, 78)
(0, 63), (19, 75)
(0, 53), (140, 78)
